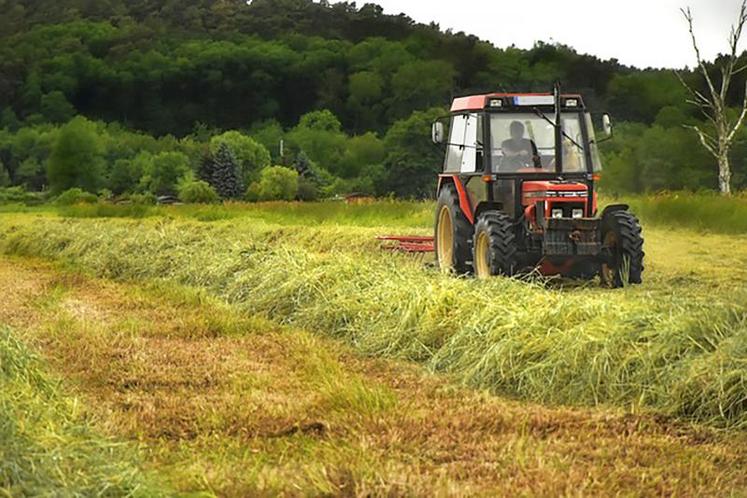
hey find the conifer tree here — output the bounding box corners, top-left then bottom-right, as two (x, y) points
(210, 143), (241, 199)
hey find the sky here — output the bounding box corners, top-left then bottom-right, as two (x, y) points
(332, 0), (744, 69)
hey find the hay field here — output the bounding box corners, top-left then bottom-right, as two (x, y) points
(1, 198), (747, 495)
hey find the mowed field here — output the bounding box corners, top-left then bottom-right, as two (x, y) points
(2, 198), (747, 496)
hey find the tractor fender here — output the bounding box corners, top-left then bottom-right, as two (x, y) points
(437, 175), (475, 224)
(601, 204), (629, 218)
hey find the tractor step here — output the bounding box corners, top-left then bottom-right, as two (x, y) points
(377, 235), (435, 253)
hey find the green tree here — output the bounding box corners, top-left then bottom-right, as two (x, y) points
(141, 151), (191, 196)
(40, 91), (75, 123)
(379, 107), (445, 198)
(0, 162), (10, 187)
(337, 132), (385, 178)
(177, 175), (219, 203)
(47, 117), (104, 193)
(210, 143), (241, 199)
(287, 109), (347, 173)
(246, 166), (299, 201)
(347, 71), (384, 131)
(209, 131), (271, 186)
(16, 157), (44, 190)
(109, 156), (146, 195)
(21, 70), (42, 114)
(0, 108), (20, 131)
(249, 119), (285, 162)
(389, 61), (455, 120)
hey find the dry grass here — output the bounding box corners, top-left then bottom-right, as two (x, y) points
(2, 213), (746, 429)
(1, 256), (747, 496)
(0, 320), (167, 495)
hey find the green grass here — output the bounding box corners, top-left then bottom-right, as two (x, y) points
(0, 325), (166, 496)
(52, 200), (435, 228)
(622, 192), (747, 234)
(4, 191), (747, 234)
(2, 214), (746, 430)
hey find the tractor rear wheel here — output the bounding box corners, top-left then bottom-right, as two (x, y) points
(472, 211), (517, 279)
(600, 210), (644, 288)
(435, 184), (472, 274)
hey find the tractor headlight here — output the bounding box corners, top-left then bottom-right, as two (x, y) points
(551, 208), (564, 219)
(572, 208), (584, 219)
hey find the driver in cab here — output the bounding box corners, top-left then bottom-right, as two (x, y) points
(500, 121), (542, 171)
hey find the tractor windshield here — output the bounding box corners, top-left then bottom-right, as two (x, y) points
(489, 113), (587, 173)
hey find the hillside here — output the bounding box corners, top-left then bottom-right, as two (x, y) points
(0, 0), (746, 197)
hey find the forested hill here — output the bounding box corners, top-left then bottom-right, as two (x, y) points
(1, 0), (689, 136)
(0, 0), (746, 197)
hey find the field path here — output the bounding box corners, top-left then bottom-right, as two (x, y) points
(2, 255), (747, 496)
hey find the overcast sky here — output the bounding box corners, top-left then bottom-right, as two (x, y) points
(333, 0), (744, 69)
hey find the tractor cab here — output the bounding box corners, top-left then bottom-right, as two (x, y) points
(431, 85), (644, 286)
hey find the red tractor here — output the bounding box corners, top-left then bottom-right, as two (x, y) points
(430, 85), (644, 287)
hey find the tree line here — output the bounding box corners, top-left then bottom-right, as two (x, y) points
(0, 0), (746, 200)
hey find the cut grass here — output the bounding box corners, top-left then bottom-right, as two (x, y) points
(2, 256), (747, 496)
(1, 214), (746, 430)
(54, 199), (435, 228)
(0, 323), (166, 496)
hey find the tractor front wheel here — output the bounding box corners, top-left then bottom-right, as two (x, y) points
(472, 211), (518, 279)
(435, 184), (472, 274)
(600, 210), (644, 288)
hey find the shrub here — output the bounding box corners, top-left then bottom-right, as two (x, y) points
(127, 192), (157, 205)
(0, 186), (43, 205)
(297, 177), (319, 201)
(177, 177), (219, 204)
(246, 166), (298, 202)
(54, 187), (98, 205)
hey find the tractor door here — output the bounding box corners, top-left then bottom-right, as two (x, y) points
(444, 113), (482, 174)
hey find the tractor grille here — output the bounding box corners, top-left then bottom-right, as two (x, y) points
(544, 218), (601, 256)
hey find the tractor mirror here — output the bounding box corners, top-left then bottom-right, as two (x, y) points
(432, 122), (445, 144)
(602, 113), (613, 137)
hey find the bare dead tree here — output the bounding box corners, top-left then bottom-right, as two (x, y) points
(676, 1), (747, 195)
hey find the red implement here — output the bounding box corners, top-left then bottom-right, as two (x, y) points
(376, 235), (435, 253)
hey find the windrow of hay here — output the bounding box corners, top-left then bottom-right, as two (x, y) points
(2, 216), (746, 429)
(0, 325), (164, 496)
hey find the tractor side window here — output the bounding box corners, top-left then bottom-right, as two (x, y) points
(445, 113), (480, 173)
(585, 113), (603, 172)
(561, 117), (585, 173)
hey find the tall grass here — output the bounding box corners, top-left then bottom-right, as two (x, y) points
(4, 192), (747, 234)
(620, 192), (747, 234)
(2, 216), (746, 429)
(0, 325), (165, 496)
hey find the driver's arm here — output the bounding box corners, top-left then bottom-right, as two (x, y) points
(529, 140), (542, 168)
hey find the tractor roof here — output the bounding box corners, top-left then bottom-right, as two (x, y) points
(450, 93), (585, 112)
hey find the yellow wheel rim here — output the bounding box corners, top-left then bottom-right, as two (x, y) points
(437, 205), (453, 271)
(474, 231), (491, 279)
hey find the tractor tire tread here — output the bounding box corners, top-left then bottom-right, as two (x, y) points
(603, 210), (645, 286)
(475, 211), (518, 276)
(436, 184), (473, 274)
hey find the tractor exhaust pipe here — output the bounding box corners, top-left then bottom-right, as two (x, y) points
(554, 82), (563, 174)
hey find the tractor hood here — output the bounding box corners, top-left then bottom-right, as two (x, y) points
(522, 181), (588, 200)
